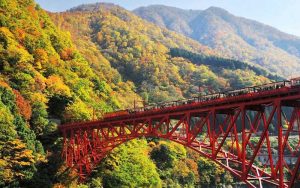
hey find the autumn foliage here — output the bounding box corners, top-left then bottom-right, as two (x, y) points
(0, 0), (281, 187)
(59, 48), (74, 61)
(13, 90), (32, 120)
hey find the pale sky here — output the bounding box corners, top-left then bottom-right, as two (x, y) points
(36, 0), (300, 37)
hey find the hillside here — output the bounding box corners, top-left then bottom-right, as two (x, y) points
(51, 3), (271, 104)
(134, 5), (300, 77)
(0, 1), (279, 187)
(0, 0), (140, 186)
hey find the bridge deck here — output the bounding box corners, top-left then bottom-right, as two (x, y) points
(60, 82), (300, 131)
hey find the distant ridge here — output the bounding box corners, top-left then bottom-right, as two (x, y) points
(68, 2), (120, 12)
(134, 5), (300, 77)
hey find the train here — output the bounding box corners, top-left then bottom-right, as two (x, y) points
(103, 110), (129, 119)
(104, 77), (300, 118)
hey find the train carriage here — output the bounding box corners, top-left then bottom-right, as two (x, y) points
(104, 110), (129, 118)
(291, 77), (300, 86)
(103, 77), (300, 118)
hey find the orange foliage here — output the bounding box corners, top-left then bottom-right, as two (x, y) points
(0, 80), (11, 88)
(34, 73), (46, 91)
(49, 56), (59, 66)
(27, 5), (38, 19)
(30, 29), (41, 37)
(52, 184), (65, 188)
(39, 20), (45, 28)
(46, 75), (71, 96)
(185, 158), (199, 181)
(13, 90), (32, 120)
(34, 49), (48, 63)
(60, 48), (74, 61)
(34, 49), (48, 70)
(15, 28), (26, 43)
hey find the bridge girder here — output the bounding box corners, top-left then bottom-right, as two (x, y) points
(60, 86), (300, 187)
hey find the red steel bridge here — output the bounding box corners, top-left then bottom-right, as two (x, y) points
(60, 78), (300, 187)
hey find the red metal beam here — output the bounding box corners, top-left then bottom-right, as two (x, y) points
(60, 82), (300, 187)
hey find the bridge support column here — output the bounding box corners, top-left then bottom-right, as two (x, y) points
(277, 100), (284, 188)
(241, 105), (246, 180)
(211, 109), (216, 158)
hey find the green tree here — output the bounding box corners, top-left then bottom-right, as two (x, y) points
(64, 98), (92, 121)
(197, 157), (233, 187)
(97, 139), (161, 188)
(0, 139), (36, 187)
(30, 101), (49, 136)
(0, 99), (17, 142)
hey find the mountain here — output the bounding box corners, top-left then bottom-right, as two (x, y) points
(134, 5), (300, 77)
(50, 3), (273, 104)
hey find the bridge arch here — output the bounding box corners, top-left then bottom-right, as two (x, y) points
(60, 82), (300, 187)
(63, 133), (270, 188)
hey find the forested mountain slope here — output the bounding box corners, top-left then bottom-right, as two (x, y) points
(51, 3), (272, 104)
(0, 0), (138, 186)
(134, 5), (300, 77)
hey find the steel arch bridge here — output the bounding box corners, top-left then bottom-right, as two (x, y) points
(60, 79), (300, 187)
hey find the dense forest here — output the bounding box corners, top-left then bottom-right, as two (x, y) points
(0, 0), (138, 186)
(51, 3), (271, 103)
(0, 0), (281, 187)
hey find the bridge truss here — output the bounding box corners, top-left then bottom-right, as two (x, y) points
(60, 81), (300, 187)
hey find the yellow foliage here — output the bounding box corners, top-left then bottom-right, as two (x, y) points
(148, 141), (156, 148)
(0, 104), (14, 124)
(0, 27), (15, 42)
(18, 161), (31, 166)
(29, 92), (48, 103)
(34, 72), (47, 91)
(36, 153), (47, 163)
(0, 139), (36, 184)
(173, 160), (190, 177)
(2, 169), (13, 182)
(0, 159), (7, 167)
(46, 75), (71, 97)
(12, 46), (34, 63)
(34, 49), (48, 63)
(49, 55), (60, 66)
(224, 140), (241, 154)
(13, 140), (27, 149)
(53, 183), (65, 188)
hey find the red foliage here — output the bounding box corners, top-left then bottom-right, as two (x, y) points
(13, 90), (32, 120)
